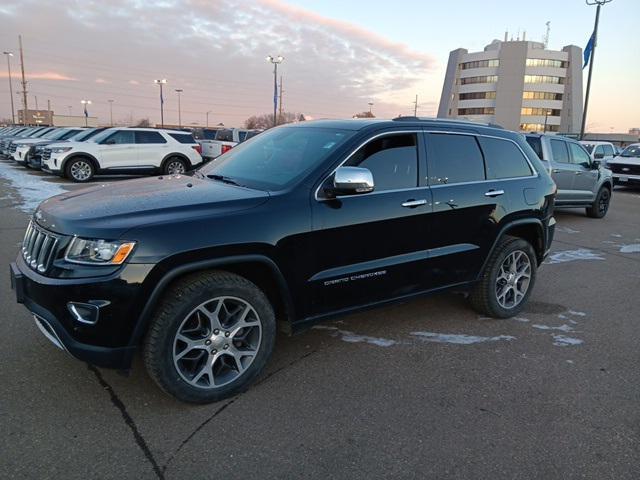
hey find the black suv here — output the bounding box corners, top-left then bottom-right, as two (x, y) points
(11, 118), (556, 403)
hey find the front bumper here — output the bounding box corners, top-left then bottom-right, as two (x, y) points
(612, 173), (640, 185)
(10, 257), (154, 369)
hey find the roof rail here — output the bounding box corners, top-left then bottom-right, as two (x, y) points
(392, 116), (504, 129)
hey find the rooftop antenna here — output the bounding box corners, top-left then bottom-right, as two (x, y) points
(543, 21), (551, 48)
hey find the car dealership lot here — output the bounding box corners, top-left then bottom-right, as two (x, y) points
(1, 161), (639, 479)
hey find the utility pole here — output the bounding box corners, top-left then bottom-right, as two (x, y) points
(67, 105), (72, 116)
(206, 110), (211, 128)
(413, 94), (418, 116)
(47, 99), (51, 125)
(154, 79), (167, 128)
(175, 89), (183, 128)
(18, 35), (28, 126)
(34, 95), (38, 110)
(108, 99), (114, 126)
(278, 76), (283, 124)
(2, 51), (15, 124)
(580, 0), (613, 140)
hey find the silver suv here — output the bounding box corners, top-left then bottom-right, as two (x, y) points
(525, 134), (613, 218)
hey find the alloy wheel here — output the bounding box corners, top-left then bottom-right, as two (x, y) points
(70, 161), (92, 181)
(495, 250), (531, 309)
(166, 160), (186, 175)
(172, 296), (262, 389)
(598, 189), (610, 216)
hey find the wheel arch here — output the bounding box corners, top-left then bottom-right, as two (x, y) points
(161, 152), (192, 170)
(478, 218), (545, 277)
(128, 255), (295, 351)
(61, 152), (101, 174)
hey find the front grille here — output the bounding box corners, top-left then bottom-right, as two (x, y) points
(22, 220), (60, 273)
(42, 148), (52, 162)
(609, 162), (640, 176)
(9, 143), (18, 154)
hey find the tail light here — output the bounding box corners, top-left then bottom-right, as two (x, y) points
(192, 144), (202, 155)
(221, 144), (233, 155)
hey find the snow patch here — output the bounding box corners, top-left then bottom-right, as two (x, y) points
(312, 325), (396, 347)
(552, 335), (583, 347)
(545, 249), (605, 264)
(513, 317), (530, 323)
(619, 244), (640, 254)
(568, 310), (586, 317)
(532, 324), (574, 332)
(410, 332), (515, 345)
(0, 160), (67, 212)
(556, 226), (580, 234)
(610, 234), (622, 238)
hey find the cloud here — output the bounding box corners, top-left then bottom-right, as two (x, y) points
(128, 80), (140, 85)
(95, 78), (109, 84)
(0, 71), (76, 81)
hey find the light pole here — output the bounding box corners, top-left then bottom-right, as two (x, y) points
(266, 55), (284, 127)
(175, 89), (183, 128)
(154, 79), (167, 127)
(67, 105), (72, 116)
(2, 51), (15, 124)
(580, 0), (613, 140)
(81, 99), (92, 127)
(108, 99), (114, 126)
(206, 110), (212, 128)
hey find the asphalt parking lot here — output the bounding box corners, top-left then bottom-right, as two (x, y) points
(1, 159), (639, 479)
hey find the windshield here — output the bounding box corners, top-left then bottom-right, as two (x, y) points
(32, 128), (53, 138)
(89, 129), (117, 143)
(199, 126), (354, 190)
(621, 145), (640, 157)
(41, 129), (65, 139)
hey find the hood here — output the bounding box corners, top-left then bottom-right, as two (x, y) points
(14, 138), (52, 146)
(35, 174), (270, 238)
(608, 156), (640, 166)
(45, 140), (86, 150)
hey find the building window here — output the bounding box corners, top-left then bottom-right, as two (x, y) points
(520, 123), (559, 132)
(460, 59), (499, 70)
(521, 108), (561, 116)
(524, 75), (564, 84)
(458, 107), (496, 115)
(523, 91), (563, 100)
(459, 91), (496, 100)
(458, 75), (498, 85)
(526, 58), (567, 68)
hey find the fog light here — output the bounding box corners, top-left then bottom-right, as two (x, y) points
(67, 302), (103, 325)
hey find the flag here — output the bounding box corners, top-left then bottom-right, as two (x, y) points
(583, 31), (595, 69)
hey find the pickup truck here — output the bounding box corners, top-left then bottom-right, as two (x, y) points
(196, 128), (261, 160)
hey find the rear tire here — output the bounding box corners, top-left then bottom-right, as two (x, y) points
(586, 187), (610, 218)
(144, 270), (276, 404)
(470, 236), (537, 318)
(65, 157), (95, 182)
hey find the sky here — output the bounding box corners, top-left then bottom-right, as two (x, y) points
(0, 0), (638, 131)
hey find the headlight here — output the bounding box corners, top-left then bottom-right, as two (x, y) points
(51, 146), (73, 153)
(64, 237), (136, 265)
(15, 142), (29, 148)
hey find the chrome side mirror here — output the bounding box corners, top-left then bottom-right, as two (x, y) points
(326, 166), (375, 197)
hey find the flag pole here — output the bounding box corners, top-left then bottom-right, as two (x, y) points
(580, 0), (612, 139)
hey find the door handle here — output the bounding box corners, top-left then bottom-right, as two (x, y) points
(484, 189), (505, 197)
(401, 199), (428, 208)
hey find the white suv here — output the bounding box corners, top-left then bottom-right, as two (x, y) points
(41, 127), (204, 182)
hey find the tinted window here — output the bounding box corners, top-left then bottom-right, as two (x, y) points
(201, 127), (353, 191)
(347, 134), (418, 191)
(215, 129), (233, 141)
(246, 131), (260, 140)
(568, 142), (591, 166)
(550, 139), (570, 163)
(603, 145), (615, 156)
(136, 131), (167, 144)
(428, 133), (485, 184)
(104, 130), (135, 144)
(203, 130), (217, 140)
(478, 137), (532, 179)
(238, 131), (248, 142)
(594, 145), (604, 156)
(525, 137), (543, 159)
(168, 133), (196, 144)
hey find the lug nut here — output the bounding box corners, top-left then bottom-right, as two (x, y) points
(223, 344), (229, 350)
(205, 340), (211, 345)
(224, 331), (230, 337)
(214, 329), (220, 335)
(211, 349), (217, 354)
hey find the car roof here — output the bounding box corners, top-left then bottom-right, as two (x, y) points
(580, 140), (614, 145)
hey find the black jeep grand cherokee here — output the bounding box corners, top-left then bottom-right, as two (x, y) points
(11, 118), (556, 403)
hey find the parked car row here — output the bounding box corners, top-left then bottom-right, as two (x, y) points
(192, 127), (261, 160)
(0, 125), (204, 182)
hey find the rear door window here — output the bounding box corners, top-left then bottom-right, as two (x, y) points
(478, 137), (532, 179)
(168, 133), (196, 144)
(104, 130), (135, 144)
(347, 133), (418, 191)
(427, 133), (485, 184)
(550, 139), (570, 163)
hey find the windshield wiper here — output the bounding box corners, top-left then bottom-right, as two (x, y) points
(207, 174), (245, 187)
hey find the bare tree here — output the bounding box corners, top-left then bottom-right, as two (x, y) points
(244, 112), (305, 129)
(135, 118), (151, 127)
(353, 111), (375, 118)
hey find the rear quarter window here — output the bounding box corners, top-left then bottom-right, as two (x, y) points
(525, 137), (543, 160)
(478, 137), (533, 179)
(168, 133), (197, 144)
(215, 129), (234, 142)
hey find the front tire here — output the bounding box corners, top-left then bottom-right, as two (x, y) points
(163, 157), (187, 175)
(65, 157), (95, 182)
(586, 187), (610, 218)
(470, 236), (537, 318)
(144, 271), (276, 404)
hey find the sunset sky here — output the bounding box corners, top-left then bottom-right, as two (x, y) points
(0, 0), (638, 131)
